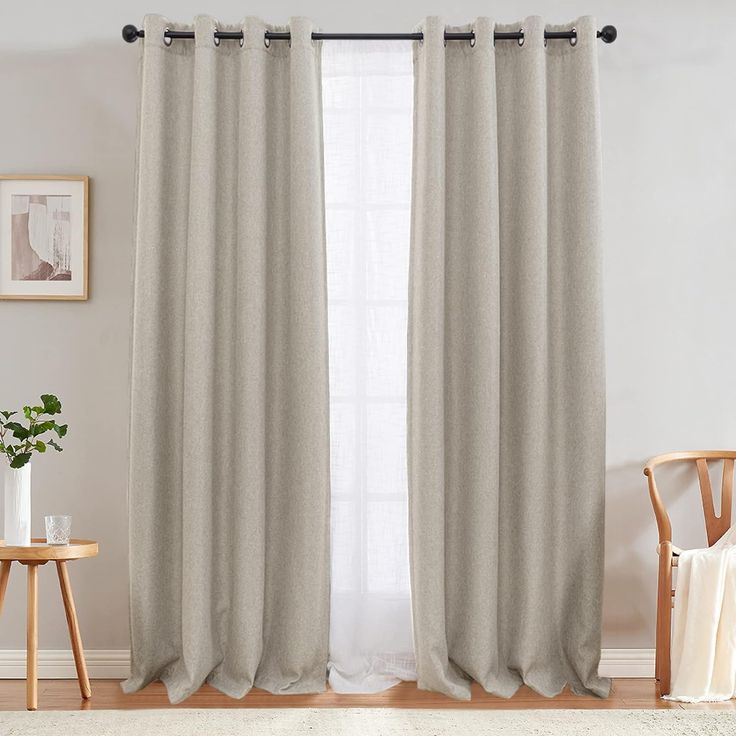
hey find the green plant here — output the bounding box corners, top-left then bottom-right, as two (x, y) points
(0, 394), (68, 469)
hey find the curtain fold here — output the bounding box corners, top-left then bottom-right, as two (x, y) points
(408, 15), (609, 700)
(124, 14), (330, 703)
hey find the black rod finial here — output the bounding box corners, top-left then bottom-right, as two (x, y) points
(598, 25), (617, 43)
(122, 24), (141, 43)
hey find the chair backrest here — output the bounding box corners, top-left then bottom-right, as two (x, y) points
(644, 451), (736, 547)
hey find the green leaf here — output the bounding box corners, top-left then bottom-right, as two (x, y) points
(32, 406), (43, 414)
(40, 394), (61, 415)
(35, 440), (46, 453)
(23, 406), (32, 419)
(9, 452), (32, 469)
(4, 422), (30, 440)
(54, 423), (68, 438)
(0, 410), (16, 420)
(47, 439), (63, 452)
(32, 421), (54, 436)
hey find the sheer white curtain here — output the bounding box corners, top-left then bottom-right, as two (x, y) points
(322, 40), (416, 692)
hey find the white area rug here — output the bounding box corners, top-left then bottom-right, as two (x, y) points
(1, 709), (735, 736)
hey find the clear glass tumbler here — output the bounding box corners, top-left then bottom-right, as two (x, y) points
(45, 515), (72, 545)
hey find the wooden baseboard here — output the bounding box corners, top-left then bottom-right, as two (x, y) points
(598, 649), (655, 678)
(0, 649), (655, 680)
(0, 650), (129, 679)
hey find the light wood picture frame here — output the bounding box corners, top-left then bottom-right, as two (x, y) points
(0, 175), (89, 300)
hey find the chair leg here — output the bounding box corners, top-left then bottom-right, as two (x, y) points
(56, 561), (91, 699)
(655, 541), (673, 696)
(0, 561), (11, 617)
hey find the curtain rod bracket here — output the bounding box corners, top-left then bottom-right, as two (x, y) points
(122, 23), (618, 45)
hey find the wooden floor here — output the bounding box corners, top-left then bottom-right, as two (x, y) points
(0, 679), (734, 711)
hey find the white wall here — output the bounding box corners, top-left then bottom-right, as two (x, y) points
(1, 0), (735, 654)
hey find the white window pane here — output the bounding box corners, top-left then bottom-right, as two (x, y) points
(330, 403), (357, 497)
(367, 403), (407, 496)
(331, 500), (358, 591)
(323, 75), (360, 109)
(367, 305), (407, 398)
(367, 210), (410, 301)
(363, 112), (412, 206)
(363, 74), (414, 109)
(367, 500), (410, 593)
(327, 209), (356, 302)
(358, 43), (412, 76)
(329, 304), (356, 398)
(323, 109), (358, 205)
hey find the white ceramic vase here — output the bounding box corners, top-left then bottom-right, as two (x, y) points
(4, 462), (31, 546)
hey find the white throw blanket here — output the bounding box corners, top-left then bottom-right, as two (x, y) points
(666, 524), (736, 702)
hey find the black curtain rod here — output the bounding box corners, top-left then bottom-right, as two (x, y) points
(122, 24), (617, 45)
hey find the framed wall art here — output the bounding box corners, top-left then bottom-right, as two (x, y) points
(0, 175), (89, 300)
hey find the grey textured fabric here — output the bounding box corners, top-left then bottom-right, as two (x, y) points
(124, 15), (330, 703)
(408, 16), (609, 700)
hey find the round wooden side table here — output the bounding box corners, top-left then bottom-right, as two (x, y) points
(0, 538), (98, 710)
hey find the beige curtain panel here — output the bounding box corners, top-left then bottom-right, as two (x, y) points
(408, 16), (609, 699)
(124, 15), (331, 703)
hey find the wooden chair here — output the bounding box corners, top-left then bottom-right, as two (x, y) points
(643, 451), (736, 695)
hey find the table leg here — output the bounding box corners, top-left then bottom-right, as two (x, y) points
(0, 561), (11, 617)
(27, 563), (38, 711)
(56, 561), (91, 699)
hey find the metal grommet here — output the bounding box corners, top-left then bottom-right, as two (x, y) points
(213, 28), (220, 47)
(517, 27), (525, 47)
(469, 29), (476, 47)
(569, 27), (578, 46)
(239, 30), (244, 47)
(163, 27), (172, 46)
(264, 33), (271, 48)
